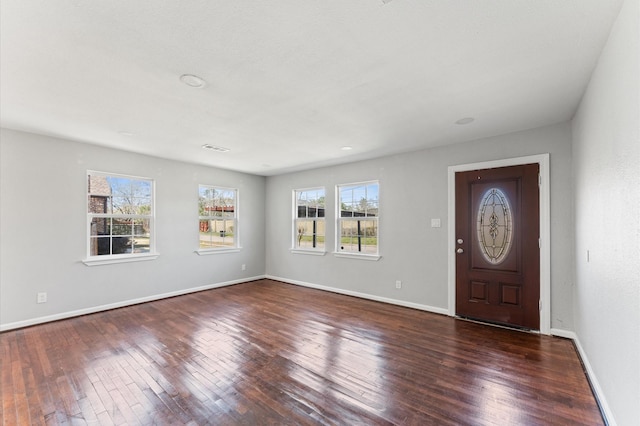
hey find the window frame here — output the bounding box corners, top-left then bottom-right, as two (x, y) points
(196, 184), (240, 255)
(335, 180), (380, 260)
(83, 171), (158, 266)
(291, 187), (326, 255)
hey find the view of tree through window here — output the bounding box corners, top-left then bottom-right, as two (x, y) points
(199, 186), (237, 249)
(87, 173), (153, 256)
(294, 188), (325, 250)
(337, 181), (379, 255)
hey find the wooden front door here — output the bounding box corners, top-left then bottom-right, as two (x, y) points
(455, 164), (540, 330)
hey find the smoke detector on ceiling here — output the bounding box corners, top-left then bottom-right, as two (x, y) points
(180, 74), (207, 88)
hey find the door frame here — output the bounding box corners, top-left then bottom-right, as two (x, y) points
(447, 154), (550, 334)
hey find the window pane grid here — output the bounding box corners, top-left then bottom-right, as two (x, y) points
(337, 182), (379, 255)
(199, 185), (238, 249)
(295, 218), (325, 249)
(294, 188), (325, 250)
(88, 173), (154, 257)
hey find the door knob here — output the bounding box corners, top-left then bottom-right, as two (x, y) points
(456, 248), (464, 254)
(457, 239), (463, 244)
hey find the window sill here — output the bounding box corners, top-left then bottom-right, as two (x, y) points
(333, 252), (381, 261)
(290, 249), (326, 256)
(195, 248), (241, 256)
(83, 253), (160, 266)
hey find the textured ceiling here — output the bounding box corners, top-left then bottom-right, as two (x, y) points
(0, 0), (623, 175)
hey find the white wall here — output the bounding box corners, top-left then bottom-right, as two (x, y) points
(572, 0), (639, 424)
(265, 122), (574, 329)
(0, 129), (266, 329)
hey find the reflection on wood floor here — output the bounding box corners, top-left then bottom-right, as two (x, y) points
(0, 279), (603, 425)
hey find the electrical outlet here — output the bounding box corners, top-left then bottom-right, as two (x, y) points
(395, 280), (402, 289)
(241, 264), (246, 271)
(37, 292), (47, 303)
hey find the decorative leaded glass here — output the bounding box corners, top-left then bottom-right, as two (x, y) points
(477, 188), (513, 264)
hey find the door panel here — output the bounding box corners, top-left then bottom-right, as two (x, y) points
(455, 164), (540, 330)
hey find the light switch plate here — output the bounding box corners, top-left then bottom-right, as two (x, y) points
(431, 218), (441, 228)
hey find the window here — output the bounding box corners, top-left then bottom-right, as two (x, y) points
(198, 185), (238, 251)
(337, 181), (379, 256)
(293, 188), (325, 252)
(86, 172), (156, 264)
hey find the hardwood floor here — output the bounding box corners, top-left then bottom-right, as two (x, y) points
(1, 279), (602, 425)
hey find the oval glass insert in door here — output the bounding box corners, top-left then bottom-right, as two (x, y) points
(477, 188), (513, 264)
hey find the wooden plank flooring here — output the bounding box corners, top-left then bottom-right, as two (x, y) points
(1, 279), (603, 425)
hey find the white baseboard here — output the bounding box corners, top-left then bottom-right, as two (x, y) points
(549, 327), (577, 339)
(551, 328), (615, 426)
(265, 274), (449, 316)
(0, 275), (266, 332)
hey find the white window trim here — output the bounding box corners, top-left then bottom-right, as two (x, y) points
(197, 185), (240, 253)
(333, 252), (381, 261)
(290, 248), (326, 256)
(334, 180), (380, 258)
(83, 253), (159, 266)
(195, 247), (242, 256)
(84, 171), (158, 266)
(292, 187), (326, 253)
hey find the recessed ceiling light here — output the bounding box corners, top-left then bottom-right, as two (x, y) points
(202, 144), (230, 152)
(455, 117), (475, 125)
(341, 146), (353, 151)
(180, 74), (207, 88)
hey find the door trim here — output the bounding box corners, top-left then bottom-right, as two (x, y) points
(447, 154), (550, 334)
